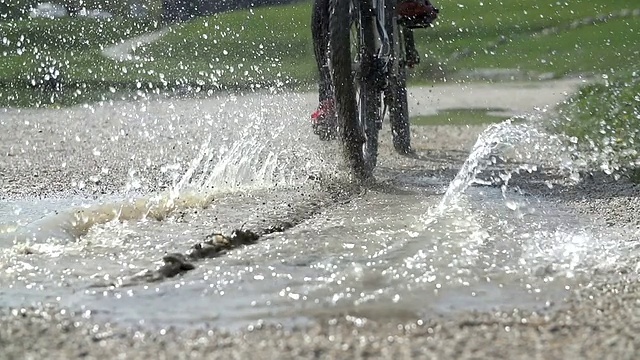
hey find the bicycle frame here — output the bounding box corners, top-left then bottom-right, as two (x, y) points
(329, 0), (415, 177)
(373, 0), (391, 61)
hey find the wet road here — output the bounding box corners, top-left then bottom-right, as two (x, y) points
(1, 79), (633, 332)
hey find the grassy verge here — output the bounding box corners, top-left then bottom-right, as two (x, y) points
(0, 0), (638, 107)
(411, 108), (509, 126)
(417, 1), (638, 77)
(447, 16), (640, 78)
(134, 0), (639, 86)
(0, 17), (160, 107)
(556, 69), (640, 179)
(133, 2), (315, 86)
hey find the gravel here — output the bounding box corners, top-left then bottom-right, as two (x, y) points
(2, 79), (639, 359)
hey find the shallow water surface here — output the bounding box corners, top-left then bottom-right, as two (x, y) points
(0, 91), (634, 331)
(0, 174), (628, 331)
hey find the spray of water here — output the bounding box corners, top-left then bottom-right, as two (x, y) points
(435, 114), (591, 212)
(425, 110), (638, 280)
(171, 100), (336, 193)
(2, 93), (337, 249)
(439, 120), (531, 211)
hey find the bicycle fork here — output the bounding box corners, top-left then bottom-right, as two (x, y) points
(361, 0), (392, 130)
(373, 0), (391, 61)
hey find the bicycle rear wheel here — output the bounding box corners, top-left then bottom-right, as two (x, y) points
(329, 0), (380, 179)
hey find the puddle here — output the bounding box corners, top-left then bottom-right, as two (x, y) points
(0, 181), (623, 332)
(0, 105), (634, 332)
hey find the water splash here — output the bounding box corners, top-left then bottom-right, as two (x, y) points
(517, 227), (624, 278)
(425, 111), (639, 282)
(436, 115), (584, 212)
(1, 192), (214, 247)
(1, 91), (336, 251)
(174, 100), (336, 192)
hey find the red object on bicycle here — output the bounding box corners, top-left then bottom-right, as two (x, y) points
(397, 0), (439, 21)
(311, 98), (335, 124)
(311, 98), (337, 140)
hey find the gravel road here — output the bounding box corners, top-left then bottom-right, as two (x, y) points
(1, 78), (639, 359)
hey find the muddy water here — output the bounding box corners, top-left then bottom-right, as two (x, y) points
(0, 84), (630, 331)
(0, 165), (627, 331)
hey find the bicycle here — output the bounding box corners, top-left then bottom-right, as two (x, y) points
(328, 0), (437, 179)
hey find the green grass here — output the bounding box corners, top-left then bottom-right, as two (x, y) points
(134, 2), (316, 86)
(1, 0), (639, 107)
(0, 17), (160, 107)
(555, 69), (640, 178)
(411, 108), (509, 126)
(552, 68), (640, 183)
(414, 1), (633, 47)
(133, 0), (640, 86)
(0, 17), (159, 53)
(449, 17), (640, 77)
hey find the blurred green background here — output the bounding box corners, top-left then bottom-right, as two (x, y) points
(0, 0), (638, 107)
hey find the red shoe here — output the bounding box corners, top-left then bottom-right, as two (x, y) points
(311, 99), (337, 140)
(397, 0), (439, 28)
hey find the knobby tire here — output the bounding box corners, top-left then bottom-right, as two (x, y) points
(329, 0), (380, 180)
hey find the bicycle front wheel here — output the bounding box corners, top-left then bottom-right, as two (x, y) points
(389, 29), (411, 154)
(329, 0), (380, 179)
(385, 0), (412, 154)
